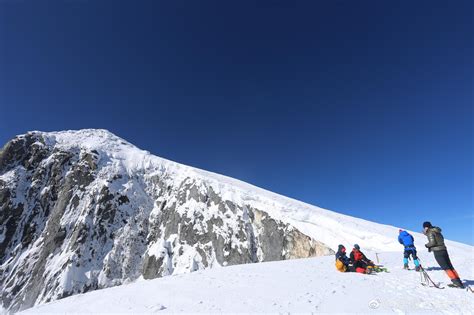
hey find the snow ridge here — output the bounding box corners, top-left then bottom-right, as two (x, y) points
(28, 129), (469, 252)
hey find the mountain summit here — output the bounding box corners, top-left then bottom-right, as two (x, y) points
(0, 130), (468, 312)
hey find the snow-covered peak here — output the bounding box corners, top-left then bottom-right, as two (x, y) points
(12, 129), (470, 252)
(27, 129), (140, 157)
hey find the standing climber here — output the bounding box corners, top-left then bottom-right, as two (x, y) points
(398, 229), (421, 271)
(423, 222), (464, 288)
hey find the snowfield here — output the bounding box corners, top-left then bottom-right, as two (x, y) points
(21, 249), (473, 314)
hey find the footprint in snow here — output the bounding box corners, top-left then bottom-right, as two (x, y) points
(151, 304), (166, 312)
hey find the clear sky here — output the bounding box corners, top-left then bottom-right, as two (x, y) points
(1, 1), (472, 245)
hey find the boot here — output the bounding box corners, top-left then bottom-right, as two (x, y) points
(447, 278), (464, 289)
(415, 266), (421, 272)
(403, 263), (409, 270)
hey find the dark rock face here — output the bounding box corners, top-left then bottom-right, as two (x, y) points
(0, 131), (334, 312)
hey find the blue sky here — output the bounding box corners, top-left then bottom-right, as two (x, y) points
(0, 0), (472, 245)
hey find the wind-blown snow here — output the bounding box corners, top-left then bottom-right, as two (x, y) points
(21, 250), (474, 314)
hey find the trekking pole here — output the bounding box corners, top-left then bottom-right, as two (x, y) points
(417, 257), (444, 288)
(419, 265), (443, 289)
(417, 257), (427, 284)
(419, 265), (428, 284)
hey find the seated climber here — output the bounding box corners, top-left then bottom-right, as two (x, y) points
(335, 244), (355, 272)
(350, 244), (375, 271)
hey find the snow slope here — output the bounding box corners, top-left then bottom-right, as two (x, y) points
(1, 129), (473, 313)
(20, 129), (469, 252)
(21, 249), (474, 314)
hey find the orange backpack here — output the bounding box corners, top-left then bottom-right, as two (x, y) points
(335, 259), (347, 272)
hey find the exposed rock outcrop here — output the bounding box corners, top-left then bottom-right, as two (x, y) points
(0, 130), (334, 312)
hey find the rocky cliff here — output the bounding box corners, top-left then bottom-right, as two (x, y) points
(0, 130), (334, 312)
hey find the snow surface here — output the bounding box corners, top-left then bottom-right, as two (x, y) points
(4, 129), (473, 314)
(21, 250), (474, 314)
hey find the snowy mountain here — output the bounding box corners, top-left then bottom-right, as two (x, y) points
(0, 129), (471, 313)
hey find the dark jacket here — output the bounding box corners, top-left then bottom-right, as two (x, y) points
(335, 245), (351, 266)
(398, 230), (415, 248)
(424, 227), (447, 252)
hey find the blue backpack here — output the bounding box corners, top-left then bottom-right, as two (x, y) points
(398, 231), (415, 248)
